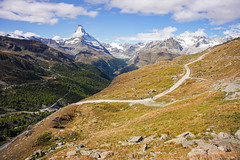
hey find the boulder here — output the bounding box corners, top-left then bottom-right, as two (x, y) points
(80, 150), (92, 156)
(150, 89), (157, 93)
(66, 150), (76, 157)
(92, 120), (98, 123)
(76, 144), (85, 151)
(207, 148), (225, 156)
(187, 148), (207, 157)
(217, 132), (231, 139)
(159, 134), (168, 140)
(142, 134), (157, 143)
(210, 132), (218, 139)
(33, 149), (45, 157)
(197, 142), (218, 150)
(235, 130), (240, 140)
(217, 145), (231, 152)
(182, 140), (195, 148)
(177, 131), (196, 139)
(165, 137), (187, 144)
(100, 151), (114, 159)
(90, 151), (101, 159)
(128, 136), (143, 143)
(141, 144), (148, 152)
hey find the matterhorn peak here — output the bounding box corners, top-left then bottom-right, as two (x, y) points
(70, 24), (86, 38)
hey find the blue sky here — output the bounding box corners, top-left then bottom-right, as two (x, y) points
(0, 0), (240, 43)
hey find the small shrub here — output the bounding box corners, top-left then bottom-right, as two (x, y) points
(36, 132), (52, 146)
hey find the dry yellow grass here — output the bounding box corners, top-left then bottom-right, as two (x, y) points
(1, 39), (240, 160)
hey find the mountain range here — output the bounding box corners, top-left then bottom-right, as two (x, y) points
(3, 25), (239, 73)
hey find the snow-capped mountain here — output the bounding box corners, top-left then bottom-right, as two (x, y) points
(101, 42), (146, 59)
(2, 25), (239, 74)
(104, 34), (238, 62)
(3, 25), (125, 76)
(43, 25), (110, 56)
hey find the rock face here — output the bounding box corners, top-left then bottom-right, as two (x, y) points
(129, 38), (181, 67)
(235, 130), (240, 140)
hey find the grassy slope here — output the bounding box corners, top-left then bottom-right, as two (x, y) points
(55, 39), (239, 159)
(1, 39), (239, 160)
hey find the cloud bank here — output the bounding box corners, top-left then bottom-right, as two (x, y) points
(117, 27), (177, 42)
(223, 23), (240, 38)
(0, 0), (98, 25)
(86, 0), (240, 24)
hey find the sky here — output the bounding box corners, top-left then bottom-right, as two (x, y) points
(0, 0), (240, 43)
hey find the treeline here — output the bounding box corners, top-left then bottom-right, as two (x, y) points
(0, 111), (52, 143)
(0, 62), (111, 112)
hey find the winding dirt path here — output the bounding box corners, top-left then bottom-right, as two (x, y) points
(75, 50), (210, 106)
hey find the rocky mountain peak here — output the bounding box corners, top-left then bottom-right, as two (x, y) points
(70, 24), (86, 38)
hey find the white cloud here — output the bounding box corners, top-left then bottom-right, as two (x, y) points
(212, 27), (226, 30)
(85, 0), (110, 4)
(0, 31), (5, 36)
(86, 0), (240, 24)
(117, 26), (177, 42)
(0, 0), (98, 25)
(12, 30), (41, 37)
(178, 29), (207, 38)
(223, 23), (240, 37)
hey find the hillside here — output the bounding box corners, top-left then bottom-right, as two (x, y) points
(0, 36), (111, 146)
(0, 38), (239, 160)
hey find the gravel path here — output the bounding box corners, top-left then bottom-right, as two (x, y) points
(75, 50), (210, 106)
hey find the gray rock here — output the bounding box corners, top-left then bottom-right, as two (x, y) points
(76, 144), (85, 151)
(92, 120), (98, 123)
(57, 142), (64, 146)
(142, 134), (157, 143)
(80, 150), (92, 156)
(197, 142), (218, 150)
(217, 145), (231, 152)
(177, 131), (196, 139)
(165, 137), (187, 144)
(90, 151), (100, 159)
(66, 150), (76, 157)
(182, 140), (195, 148)
(210, 132), (218, 139)
(217, 132), (231, 139)
(128, 136), (143, 143)
(100, 151), (114, 159)
(150, 89), (157, 93)
(141, 144), (148, 152)
(235, 130), (240, 140)
(159, 134), (168, 140)
(171, 76), (178, 80)
(187, 148), (207, 157)
(33, 149), (45, 157)
(207, 148), (224, 156)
